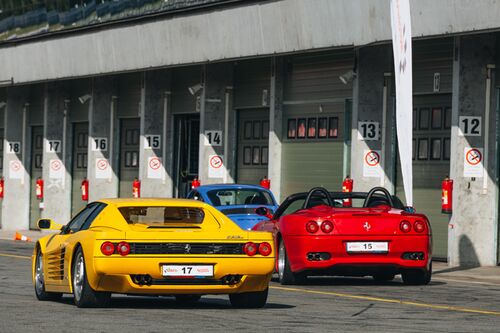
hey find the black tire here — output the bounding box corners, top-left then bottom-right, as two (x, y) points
(372, 273), (395, 282)
(402, 263), (432, 285)
(72, 246), (111, 308)
(34, 248), (63, 301)
(277, 239), (306, 285)
(229, 288), (268, 308)
(175, 295), (201, 304)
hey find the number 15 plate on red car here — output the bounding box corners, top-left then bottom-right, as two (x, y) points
(162, 265), (214, 277)
(346, 242), (388, 253)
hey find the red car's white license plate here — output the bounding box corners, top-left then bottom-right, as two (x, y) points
(162, 265), (214, 277)
(346, 242), (388, 253)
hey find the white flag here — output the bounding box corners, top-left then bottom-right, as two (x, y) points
(390, 0), (413, 206)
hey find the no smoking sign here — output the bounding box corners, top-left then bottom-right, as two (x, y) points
(49, 159), (64, 179)
(147, 157), (163, 179)
(363, 150), (382, 178)
(208, 155), (224, 178)
(463, 148), (483, 177)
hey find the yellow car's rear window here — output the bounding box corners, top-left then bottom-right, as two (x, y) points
(118, 206), (204, 226)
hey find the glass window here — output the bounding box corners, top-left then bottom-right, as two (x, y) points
(412, 139), (416, 160)
(261, 146), (269, 165)
(431, 108), (442, 129)
(244, 121), (252, 139)
(430, 138), (441, 160)
(413, 108), (417, 129)
(307, 118), (317, 138)
(287, 119), (296, 139)
(318, 118), (327, 138)
(252, 146), (260, 164)
(35, 154), (43, 169)
(418, 138), (429, 160)
(78, 133), (88, 148)
(253, 121), (261, 139)
(328, 117), (339, 138)
(80, 204), (106, 231)
(64, 203), (100, 234)
(206, 189), (274, 206)
(444, 107), (452, 129)
(419, 108), (430, 129)
(262, 121), (269, 139)
(297, 118), (306, 138)
(119, 206), (205, 226)
(243, 146), (251, 165)
(35, 135), (43, 149)
(443, 138), (451, 160)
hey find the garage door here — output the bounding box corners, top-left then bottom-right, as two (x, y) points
(71, 122), (88, 216)
(395, 94), (451, 259)
(29, 126), (43, 229)
(119, 118), (140, 198)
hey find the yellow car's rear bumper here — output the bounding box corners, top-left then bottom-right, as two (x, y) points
(92, 256), (274, 295)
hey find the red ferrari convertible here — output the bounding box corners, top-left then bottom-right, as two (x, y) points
(253, 187), (432, 285)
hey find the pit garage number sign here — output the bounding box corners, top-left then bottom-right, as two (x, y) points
(92, 138), (108, 152)
(144, 135), (161, 149)
(46, 140), (62, 153)
(358, 121), (380, 141)
(204, 130), (222, 146)
(459, 116), (482, 136)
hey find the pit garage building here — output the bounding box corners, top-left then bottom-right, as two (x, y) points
(0, 0), (499, 267)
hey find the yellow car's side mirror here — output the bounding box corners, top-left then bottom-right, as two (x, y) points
(37, 218), (63, 230)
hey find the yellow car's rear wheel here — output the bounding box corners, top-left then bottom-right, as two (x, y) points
(229, 288), (268, 308)
(72, 247), (111, 308)
(34, 249), (62, 301)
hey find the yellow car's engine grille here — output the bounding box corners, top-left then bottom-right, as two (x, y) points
(129, 243), (244, 255)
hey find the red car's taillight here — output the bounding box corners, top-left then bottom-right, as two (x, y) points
(414, 220), (425, 233)
(243, 242), (258, 256)
(306, 221), (319, 233)
(117, 241), (131, 256)
(258, 242), (272, 256)
(100, 242), (115, 256)
(400, 220), (412, 233)
(321, 220), (334, 233)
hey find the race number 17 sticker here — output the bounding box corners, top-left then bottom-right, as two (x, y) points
(463, 147), (483, 177)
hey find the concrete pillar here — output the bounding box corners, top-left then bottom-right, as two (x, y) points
(198, 63), (234, 185)
(140, 70), (173, 197)
(350, 45), (395, 192)
(42, 82), (72, 224)
(448, 35), (498, 266)
(2, 86), (30, 230)
(269, 57), (284, 202)
(88, 77), (119, 201)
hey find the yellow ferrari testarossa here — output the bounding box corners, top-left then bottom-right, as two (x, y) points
(32, 198), (275, 308)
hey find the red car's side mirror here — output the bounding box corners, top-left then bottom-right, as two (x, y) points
(255, 207), (273, 219)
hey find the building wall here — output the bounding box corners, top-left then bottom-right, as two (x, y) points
(2, 1), (500, 85)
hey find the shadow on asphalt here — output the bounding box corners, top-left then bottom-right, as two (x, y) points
(55, 295), (295, 309)
(271, 276), (445, 286)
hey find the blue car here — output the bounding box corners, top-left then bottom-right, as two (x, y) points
(186, 184), (278, 230)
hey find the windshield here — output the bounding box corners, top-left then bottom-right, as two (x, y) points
(206, 189), (274, 206)
(118, 206), (204, 226)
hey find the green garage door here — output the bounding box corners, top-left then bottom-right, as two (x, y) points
(396, 95), (451, 259)
(237, 109), (269, 185)
(281, 50), (354, 198)
(71, 122), (88, 216)
(29, 126), (43, 229)
(119, 118), (140, 198)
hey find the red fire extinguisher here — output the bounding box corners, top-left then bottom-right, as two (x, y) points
(0, 177), (4, 199)
(132, 178), (141, 198)
(260, 176), (271, 189)
(191, 177), (201, 189)
(442, 176), (453, 214)
(36, 177), (44, 200)
(81, 178), (89, 201)
(342, 176), (353, 207)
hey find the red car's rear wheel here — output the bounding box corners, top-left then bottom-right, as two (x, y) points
(402, 262), (432, 285)
(278, 239), (306, 285)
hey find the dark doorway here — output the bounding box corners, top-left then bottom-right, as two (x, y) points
(173, 114), (200, 197)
